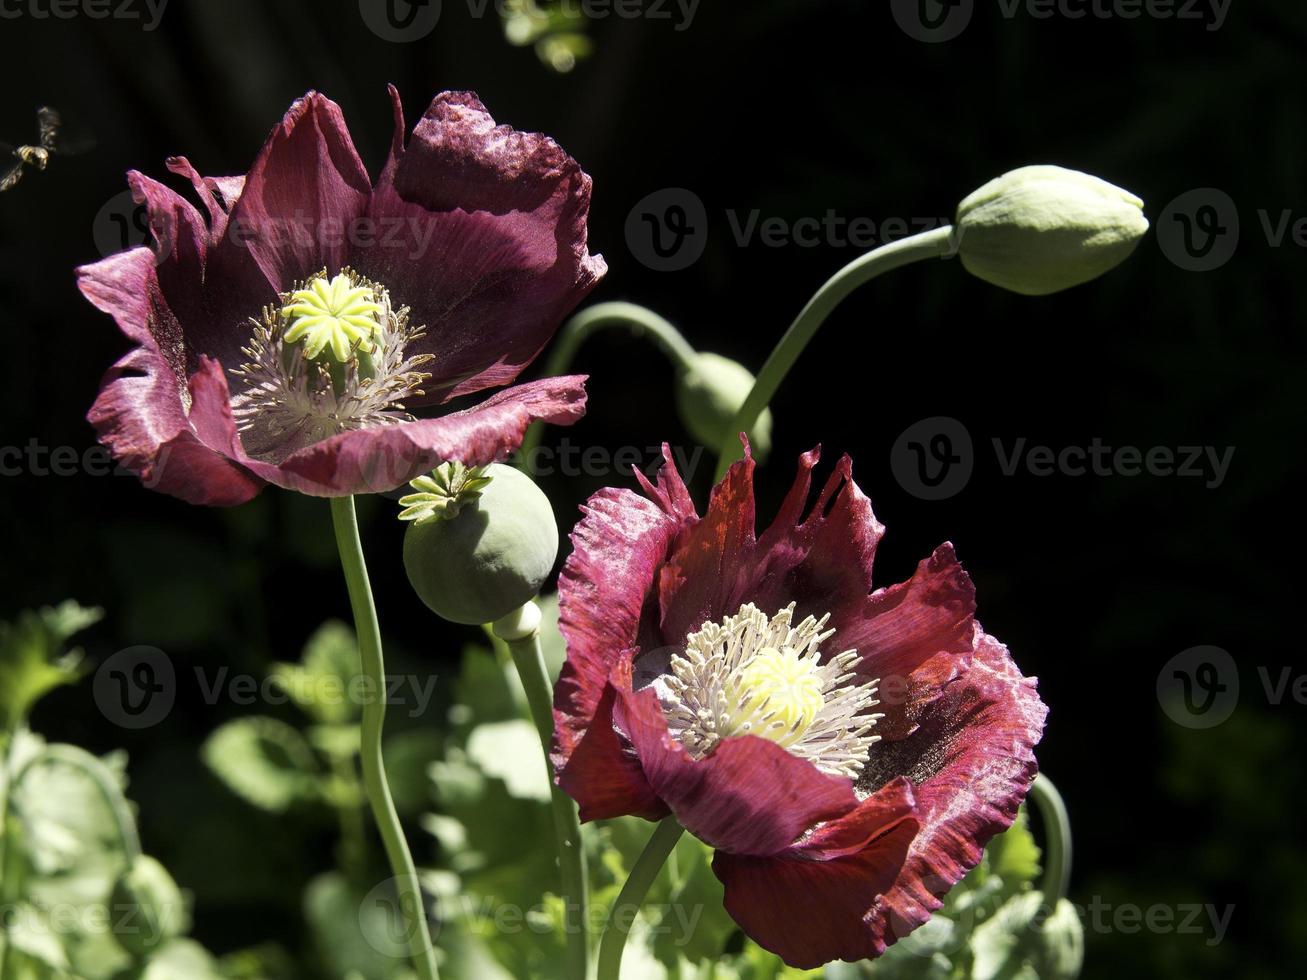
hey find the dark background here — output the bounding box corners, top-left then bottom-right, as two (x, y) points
(1, 0), (1303, 976)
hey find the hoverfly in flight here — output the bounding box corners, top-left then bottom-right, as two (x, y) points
(1, 107), (93, 192)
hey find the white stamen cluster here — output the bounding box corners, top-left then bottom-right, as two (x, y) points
(230, 268), (434, 462)
(657, 602), (883, 780)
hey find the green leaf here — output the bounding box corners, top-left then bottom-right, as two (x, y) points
(137, 938), (228, 979)
(731, 939), (824, 979)
(215, 942), (298, 979)
(650, 835), (737, 966)
(862, 916), (960, 979)
(305, 871), (419, 980)
(0, 602), (101, 731)
(985, 808), (1041, 897)
(269, 620), (363, 724)
(64, 925), (133, 980)
(450, 644), (521, 729)
(465, 720), (551, 802)
(969, 891), (1045, 980)
(1, 903), (70, 971)
(536, 592), (566, 682)
(1, 732), (219, 980)
(381, 727), (443, 819)
(431, 920), (515, 980)
(967, 892), (1082, 980)
(201, 717), (321, 813)
(10, 736), (130, 880)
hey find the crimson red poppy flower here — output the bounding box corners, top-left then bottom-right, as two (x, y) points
(80, 88), (605, 505)
(552, 444), (1047, 968)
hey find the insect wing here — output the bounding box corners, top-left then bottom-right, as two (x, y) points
(36, 106), (95, 156)
(0, 156), (25, 192)
(37, 106), (62, 150)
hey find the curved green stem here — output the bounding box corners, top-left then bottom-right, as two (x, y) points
(495, 604), (590, 980)
(330, 496), (440, 980)
(713, 226), (957, 480)
(0, 738), (144, 978)
(16, 743), (142, 862)
(1028, 773), (1072, 903)
(597, 817), (685, 980)
(520, 302), (698, 471)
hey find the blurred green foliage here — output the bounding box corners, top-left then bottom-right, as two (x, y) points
(0, 604), (241, 978)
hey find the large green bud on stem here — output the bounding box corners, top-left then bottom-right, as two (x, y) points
(675, 352), (773, 460)
(955, 165), (1149, 296)
(400, 463), (558, 626)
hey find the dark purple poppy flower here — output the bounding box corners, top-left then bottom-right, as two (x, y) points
(552, 444), (1047, 968)
(80, 88), (605, 505)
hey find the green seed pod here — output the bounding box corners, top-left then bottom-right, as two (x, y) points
(955, 165), (1149, 296)
(110, 855), (189, 959)
(400, 463), (558, 625)
(675, 352), (773, 460)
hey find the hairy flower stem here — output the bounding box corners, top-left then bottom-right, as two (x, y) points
(597, 817), (686, 980)
(494, 603), (591, 980)
(518, 302), (697, 468)
(1029, 773), (1072, 903)
(329, 496), (440, 980)
(713, 226), (957, 480)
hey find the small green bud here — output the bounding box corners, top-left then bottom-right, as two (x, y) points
(955, 165), (1148, 296)
(401, 463), (558, 625)
(1036, 898), (1086, 979)
(675, 352), (773, 460)
(110, 855), (189, 959)
(970, 892), (1084, 980)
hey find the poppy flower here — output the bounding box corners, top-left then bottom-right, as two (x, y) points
(552, 444), (1047, 968)
(80, 88), (605, 505)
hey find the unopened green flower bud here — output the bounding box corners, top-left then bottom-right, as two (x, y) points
(970, 892), (1084, 980)
(110, 855), (188, 959)
(401, 463), (557, 626)
(1035, 898), (1085, 979)
(675, 352), (773, 460)
(955, 165), (1148, 296)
